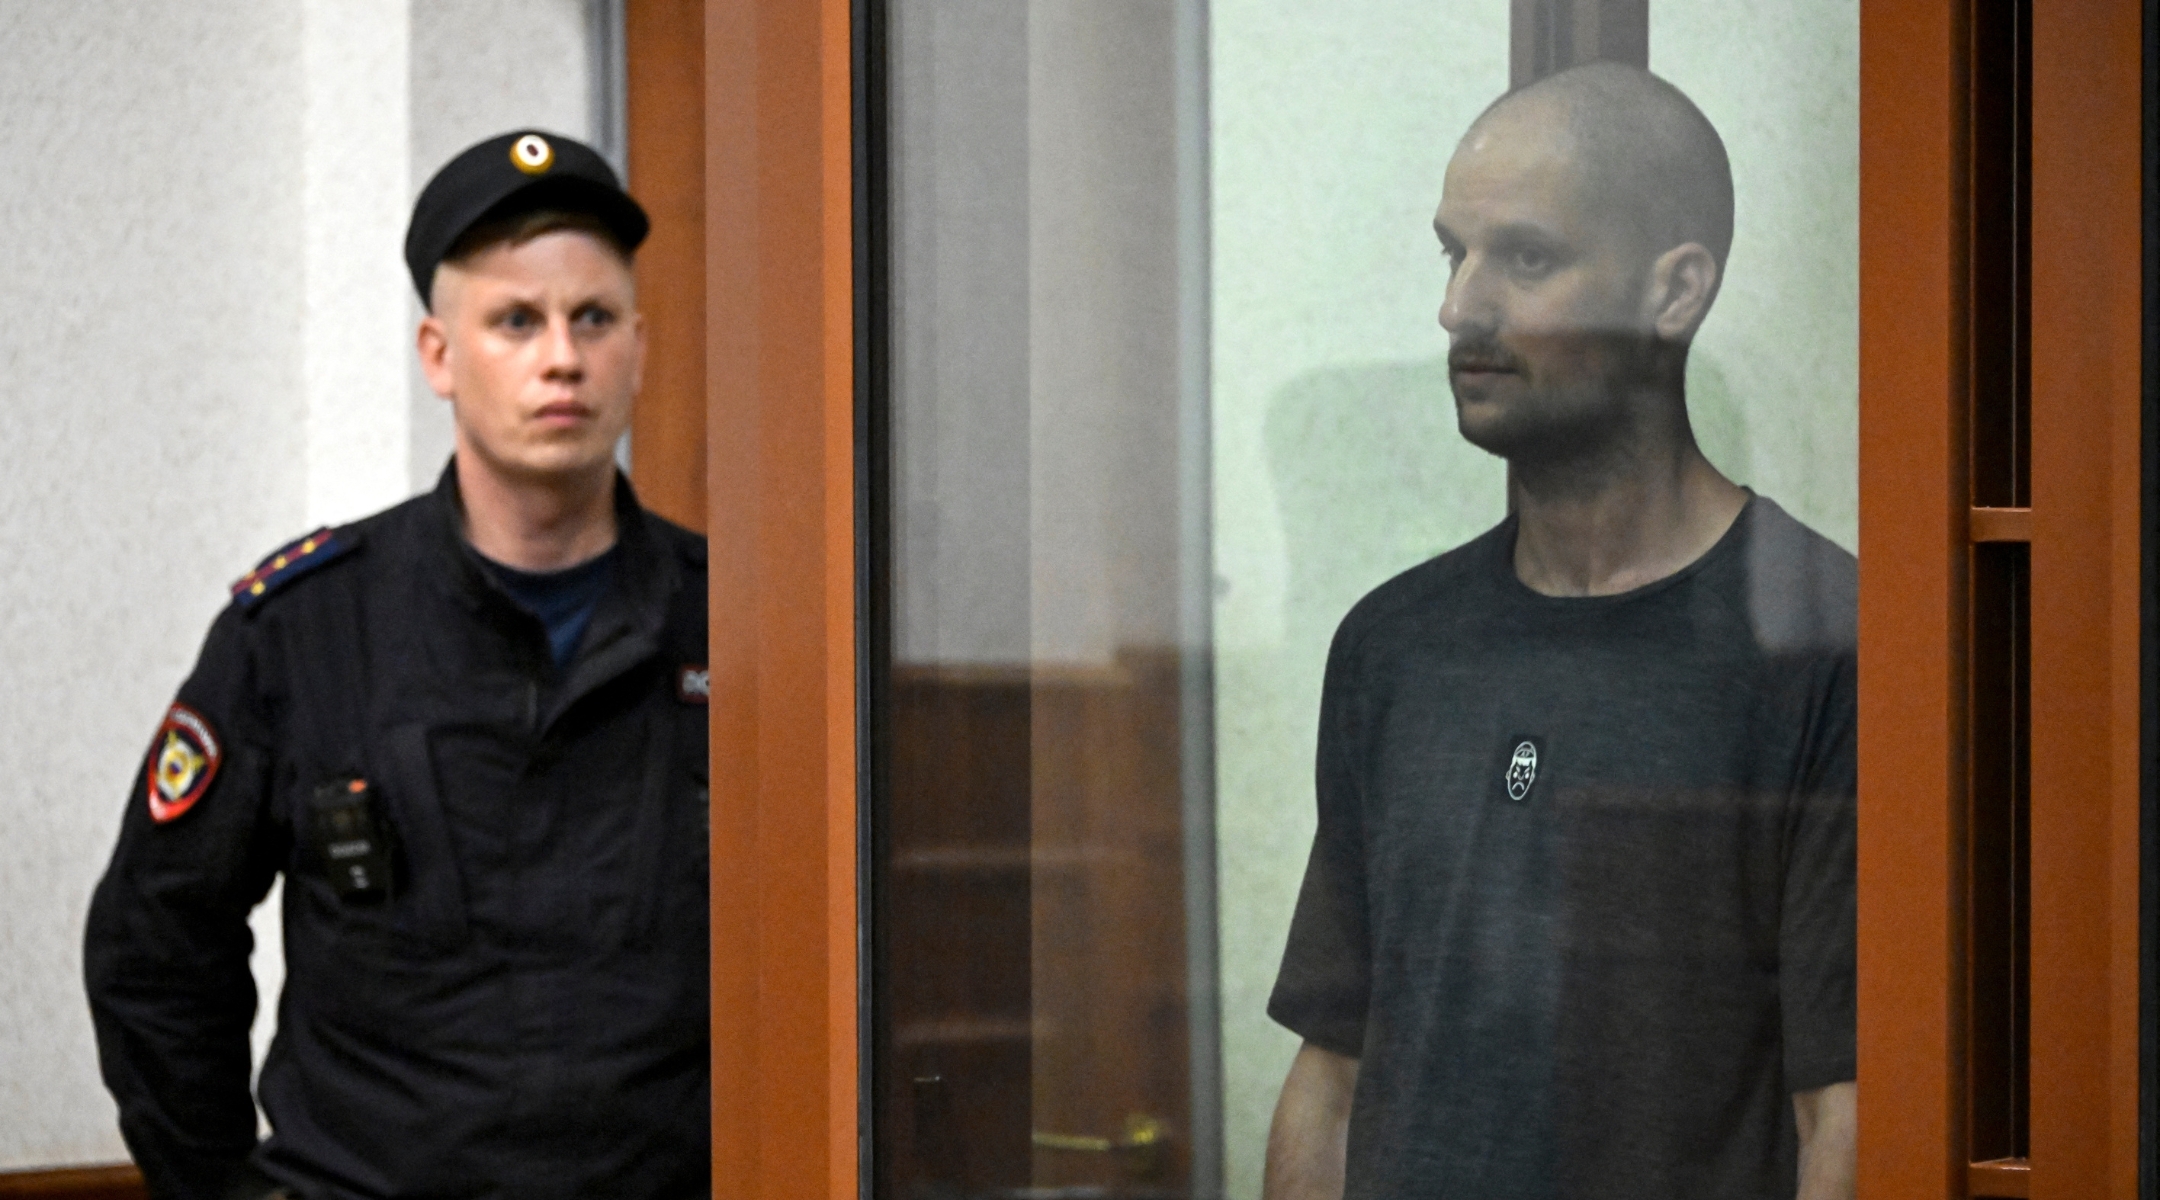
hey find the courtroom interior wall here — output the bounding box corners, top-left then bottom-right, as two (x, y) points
(0, 1), (601, 1170)
(0, 2), (309, 1167)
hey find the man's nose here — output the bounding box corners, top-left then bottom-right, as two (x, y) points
(541, 314), (584, 375)
(1438, 257), (1493, 337)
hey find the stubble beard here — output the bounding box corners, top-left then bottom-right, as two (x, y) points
(1453, 373), (1632, 470)
(1450, 333), (1667, 478)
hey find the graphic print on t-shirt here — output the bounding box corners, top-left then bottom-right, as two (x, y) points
(1502, 735), (1543, 802)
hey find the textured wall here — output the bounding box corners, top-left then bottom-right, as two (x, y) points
(0, 1), (598, 1171)
(1207, 4), (1861, 1195)
(305, 0), (413, 529)
(0, 1), (308, 1169)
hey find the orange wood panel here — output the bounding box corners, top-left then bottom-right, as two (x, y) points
(0, 1166), (145, 1199)
(703, 0), (858, 1196)
(1968, 1158), (2033, 1199)
(2024, 0), (2144, 1195)
(1856, 0), (1966, 1195)
(1970, 506), (2033, 544)
(626, 0), (707, 532)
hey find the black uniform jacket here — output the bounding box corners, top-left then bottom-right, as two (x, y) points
(85, 469), (711, 1200)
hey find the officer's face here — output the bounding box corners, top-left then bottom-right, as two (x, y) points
(1433, 105), (1660, 461)
(418, 231), (644, 485)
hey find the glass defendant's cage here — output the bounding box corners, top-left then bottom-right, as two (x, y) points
(862, 2), (1870, 1196)
(627, 0), (2155, 1196)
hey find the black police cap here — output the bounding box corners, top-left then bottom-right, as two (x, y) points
(403, 129), (650, 303)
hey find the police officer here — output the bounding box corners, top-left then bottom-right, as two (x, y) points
(85, 130), (711, 1200)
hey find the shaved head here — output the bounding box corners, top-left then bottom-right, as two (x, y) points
(1433, 63), (1734, 466)
(1472, 63), (1733, 268)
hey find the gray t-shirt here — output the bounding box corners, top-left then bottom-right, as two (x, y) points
(1269, 496), (1856, 1200)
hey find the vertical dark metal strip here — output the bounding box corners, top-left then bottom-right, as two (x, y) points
(587, 0), (629, 180)
(852, 0), (891, 1192)
(1966, 0), (2041, 1166)
(1174, 2), (1224, 1192)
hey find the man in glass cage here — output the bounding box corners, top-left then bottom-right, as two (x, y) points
(1264, 63), (1857, 1200)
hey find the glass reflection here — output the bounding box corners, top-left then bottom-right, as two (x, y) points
(872, 3), (1858, 1198)
(874, 3), (1213, 1198)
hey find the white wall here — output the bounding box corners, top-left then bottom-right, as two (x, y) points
(0, 2), (309, 1168)
(0, 1), (602, 1171)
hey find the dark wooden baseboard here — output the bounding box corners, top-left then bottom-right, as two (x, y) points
(0, 1165), (146, 1199)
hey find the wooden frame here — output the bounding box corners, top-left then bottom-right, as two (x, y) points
(2024, 0), (2145, 1195)
(0, 1167), (144, 1199)
(687, 0), (2147, 1195)
(700, 0), (858, 1196)
(1860, 1), (2144, 1198)
(1856, 0), (1966, 1190)
(626, 0), (709, 532)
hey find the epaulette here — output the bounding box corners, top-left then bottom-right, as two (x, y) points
(229, 527), (357, 611)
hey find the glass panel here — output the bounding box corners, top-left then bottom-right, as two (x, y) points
(870, 3), (1860, 1198)
(872, 5), (1215, 1196)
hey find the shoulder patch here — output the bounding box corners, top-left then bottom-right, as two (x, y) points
(146, 703), (221, 823)
(230, 527), (354, 610)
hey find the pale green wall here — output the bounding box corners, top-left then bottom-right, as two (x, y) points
(1207, 4), (1858, 1195)
(1210, 11), (1508, 1197)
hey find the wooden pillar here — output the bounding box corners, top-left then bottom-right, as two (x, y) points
(625, 0), (708, 532)
(1856, 0), (1966, 1194)
(2024, 0), (2144, 1192)
(1858, 0), (2147, 1195)
(702, 0), (859, 1196)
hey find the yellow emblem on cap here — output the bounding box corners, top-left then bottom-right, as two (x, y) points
(510, 134), (554, 175)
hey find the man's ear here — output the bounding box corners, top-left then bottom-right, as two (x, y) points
(1645, 242), (1721, 342)
(416, 314), (455, 400)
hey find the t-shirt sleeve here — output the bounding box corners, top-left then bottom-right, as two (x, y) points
(1267, 626), (1373, 1058)
(1778, 652), (1857, 1091)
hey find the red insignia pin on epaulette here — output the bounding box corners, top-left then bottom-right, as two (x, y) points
(146, 703), (221, 823)
(230, 527), (351, 611)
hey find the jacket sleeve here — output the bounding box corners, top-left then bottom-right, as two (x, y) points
(85, 602), (287, 1200)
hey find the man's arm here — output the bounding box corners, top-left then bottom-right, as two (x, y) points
(84, 610), (283, 1200)
(1793, 1081), (1856, 1200)
(1262, 1042), (1360, 1200)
